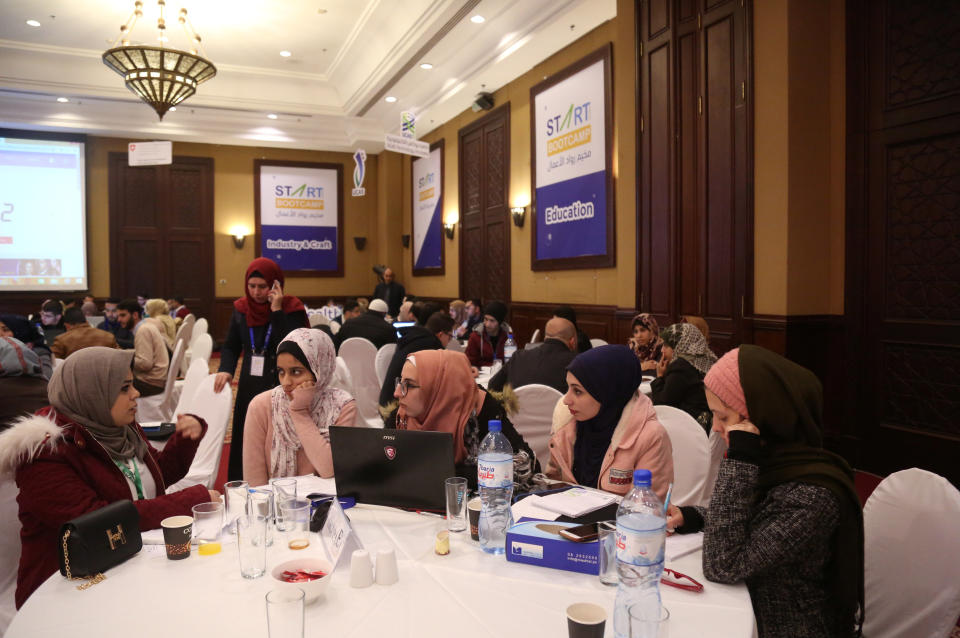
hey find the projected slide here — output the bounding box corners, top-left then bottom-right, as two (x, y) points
(0, 135), (87, 291)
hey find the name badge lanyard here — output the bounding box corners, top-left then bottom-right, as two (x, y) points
(114, 458), (144, 500)
(249, 324), (273, 377)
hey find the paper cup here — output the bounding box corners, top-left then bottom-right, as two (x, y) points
(566, 602), (606, 638)
(467, 497), (482, 541)
(161, 515), (193, 560)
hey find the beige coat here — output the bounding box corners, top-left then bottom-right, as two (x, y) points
(133, 319), (169, 389)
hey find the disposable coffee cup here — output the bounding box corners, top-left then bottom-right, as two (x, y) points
(467, 497), (482, 541)
(161, 515), (193, 560)
(566, 602), (606, 638)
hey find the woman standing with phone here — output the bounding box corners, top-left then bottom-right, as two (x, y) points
(215, 257), (308, 480)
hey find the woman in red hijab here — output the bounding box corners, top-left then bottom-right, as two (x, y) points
(215, 257), (308, 480)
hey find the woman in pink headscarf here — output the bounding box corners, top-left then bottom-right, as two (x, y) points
(242, 328), (357, 486)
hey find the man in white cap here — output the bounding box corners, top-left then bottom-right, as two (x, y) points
(334, 298), (397, 352)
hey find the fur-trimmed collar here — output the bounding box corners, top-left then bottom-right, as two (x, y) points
(0, 413), (65, 477)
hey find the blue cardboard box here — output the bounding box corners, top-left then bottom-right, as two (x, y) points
(505, 519), (600, 575)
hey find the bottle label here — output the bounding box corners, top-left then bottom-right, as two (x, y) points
(477, 458), (512, 488)
(615, 526), (665, 566)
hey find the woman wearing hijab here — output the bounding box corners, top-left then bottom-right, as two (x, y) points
(0, 336), (48, 429)
(628, 313), (663, 371)
(0, 347), (217, 609)
(547, 345), (674, 500)
(215, 257), (308, 480)
(393, 350), (539, 485)
(0, 313), (53, 379)
(667, 345), (864, 638)
(145, 298), (177, 351)
(650, 323), (716, 432)
(243, 329), (357, 486)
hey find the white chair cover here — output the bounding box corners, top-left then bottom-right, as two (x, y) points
(190, 318), (208, 349)
(136, 339), (185, 422)
(589, 338), (608, 348)
(699, 429), (727, 506)
(447, 339), (464, 352)
(165, 374), (234, 492)
(374, 343), (396, 387)
(653, 405), (709, 507)
(512, 384), (563, 467)
(329, 321), (340, 335)
(190, 333), (213, 365)
(863, 468), (960, 638)
(530, 328), (541, 344)
(176, 315), (196, 376)
(86, 316), (105, 328)
(309, 313), (330, 329)
(52, 356), (64, 370)
(329, 356), (354, 397)
(338, 338), (381, 428)
(0, 478), (21, 635)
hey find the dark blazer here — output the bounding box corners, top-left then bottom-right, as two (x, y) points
(487, 338), (576, 394)
(377, 325), (443, 407)
(649, 356), (711, 430)
(372, 281), (406, 317)
(575, 328), (593, 354)
(335, 311), (397, 352)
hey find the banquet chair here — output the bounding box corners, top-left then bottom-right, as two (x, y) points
(375, 343), (396, 387)
(174, 315), (195, 377)
(447, 338), (464, 352)
(165, 374), (234, 492)
(190, 333), (213, 366)
(653, 405), (709, 507)
(512, 384), (562, 467)
(135, 339), (185, 422)
(190, 318), (208, 349)
(529, 328), (541, 344)
(863, 468), (960, 638)
(699, 429), (727, 506)
(329, 356), (354, 397)
(589, 338), (608, 348)
(0, 478), (20, 635)
(338, 338), (382, 428)
(309, 313), (330, 329)
(329, 321), (340, 335)
(86, 315), (105, 328)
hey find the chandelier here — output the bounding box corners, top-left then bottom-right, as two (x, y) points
(101, 0), (216, 120)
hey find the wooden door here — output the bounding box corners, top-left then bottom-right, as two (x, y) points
(847, 0), (960, 485)
(459, 104), (511, 305)
(109, 154), (215, 323)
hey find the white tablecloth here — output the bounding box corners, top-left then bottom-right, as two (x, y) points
(8, 477), (755, 638)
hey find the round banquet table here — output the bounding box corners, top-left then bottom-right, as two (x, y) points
(8, 477), (756, 638)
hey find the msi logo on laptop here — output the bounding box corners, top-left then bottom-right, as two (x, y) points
(384, 446), (397, 460)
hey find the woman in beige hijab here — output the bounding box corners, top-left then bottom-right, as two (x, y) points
(145, 298), (177, 350)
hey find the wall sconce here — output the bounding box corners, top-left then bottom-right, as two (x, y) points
(444, 221), (456, 239)
(401, 234), (411, 248)
(353, 237), (367, 250)
(511, 206), (528, 228)
(230, 225), (250, 250)
(232, 234), (246, 249)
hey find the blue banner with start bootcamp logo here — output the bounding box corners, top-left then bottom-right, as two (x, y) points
(535, 169), (607, 260)
(260, 225), (338, 272)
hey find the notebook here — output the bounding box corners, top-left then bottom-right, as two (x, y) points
(329, 426), (456, 512)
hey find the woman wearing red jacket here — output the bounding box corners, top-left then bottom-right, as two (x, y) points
(0, 347), (218, 609)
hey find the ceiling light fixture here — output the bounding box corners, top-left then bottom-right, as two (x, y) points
(57, 97), (69, 103)
(267, 113), (278, 119)
(420, 62), (433, 70)
(26, 19), (41, 27)
(470, 15), (485, 24)
(385, 96), (397, 103)
(279, 50), (291, 57)
(169, 106), (176, 111)
(101, 0), (217, 120)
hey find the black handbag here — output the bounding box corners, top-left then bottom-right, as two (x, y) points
(58, 500), (142, 589)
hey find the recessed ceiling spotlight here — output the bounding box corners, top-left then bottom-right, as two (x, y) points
(420, 63), (433, 70)
(57, 97), (69, 103)
(267, 113), (278, 119)
(470, 15), (485, 24)
(280, 50), (292, 57)
(384, 96), (397, 103)
(26, 19), (41, 27)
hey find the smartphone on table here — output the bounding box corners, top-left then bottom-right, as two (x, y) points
(559, 522), (599, 543)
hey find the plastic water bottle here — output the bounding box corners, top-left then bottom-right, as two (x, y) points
(503, 333), (517, 361)
(477, 420), (514, 554)
(613, 469), (666, 638)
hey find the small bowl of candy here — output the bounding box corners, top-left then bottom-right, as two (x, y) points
(271, 557), (332, 604)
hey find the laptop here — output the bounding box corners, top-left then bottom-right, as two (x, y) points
(391, 320), (415, 339)
(329, 426), (456, 511)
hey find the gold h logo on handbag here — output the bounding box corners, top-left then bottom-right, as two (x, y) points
(106, 524), (126, 550)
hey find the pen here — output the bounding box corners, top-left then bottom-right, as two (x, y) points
(662, 482), (673, 516)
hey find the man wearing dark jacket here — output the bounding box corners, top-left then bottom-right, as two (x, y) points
(488, 317), (577, 393)
(371, 267), (406, 317)
(377, 311), (455, 409)
(465, 300), (509, 367)
(553, 306), (593, 354)
(334, 298), (397, 352)
(99, 298), (134, 349)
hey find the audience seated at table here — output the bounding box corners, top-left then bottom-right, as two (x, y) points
(488, 317), (578, 394)
(552, 306), (593, 354)
(667, 345), (863, 638)
(166, 296), (190, 321)
(548, 345), (673, 500)
(392, 349), (539, 486)
(0, 313), (53, 379)
(118, 298), (169, 398)
(378, 311), (455, 420)
(456, 298), (482, 339)
(50, 307), (118, 359)
(99, 298), (134, 349)
(334, 298), (397, 352)
(332, 298), (363, 328)
(0, 337), (48, 429)
(628, 312), (663, 372)
(145, 298), (177, 352)
(243, 328), (356, 486)
(80, 301), (98, 318)
(215, 257), (308, 481)
(649, 323), (715, 432)
(0, 347), (217, 609)
(449, 299), (467, 333)
(32, 299), (65, 348)
(465, 301), (509, 368)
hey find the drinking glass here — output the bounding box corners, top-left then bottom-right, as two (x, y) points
(628, 604), (670, 638)
(191, 501), (224, 556)
(597, 521), (618, 586)
(444, 477), (468, 532)
(224, 480), (249, 533)
(266, 588), (305, 638)
(237, 514), (267, 579)
(248, 488), (275, 547)
(270, 478), (298, 531)
(280, 498), (311, 550)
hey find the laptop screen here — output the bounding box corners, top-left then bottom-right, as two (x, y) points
(392, 321), (415, 338)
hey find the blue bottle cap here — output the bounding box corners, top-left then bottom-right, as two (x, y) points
(633, 469), (652, 486)
(488, 419), (502, 433)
